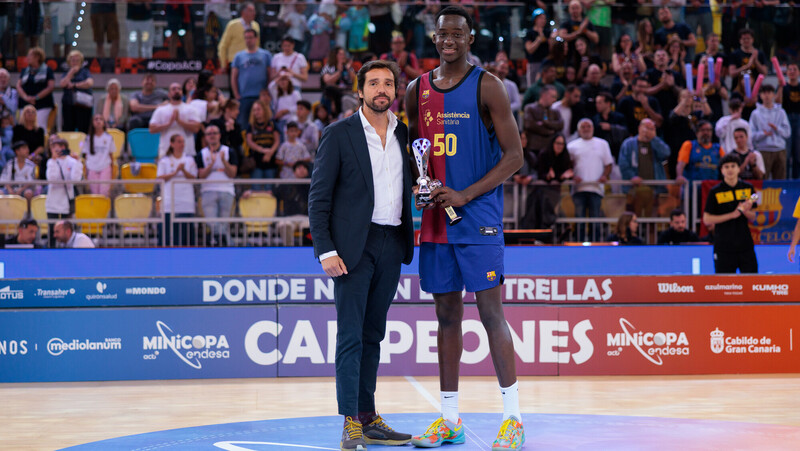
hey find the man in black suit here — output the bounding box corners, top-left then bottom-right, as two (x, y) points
(308, 60), (414, 451)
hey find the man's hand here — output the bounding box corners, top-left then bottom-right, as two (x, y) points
(598, 175), (609, 183)
(561, 168), (574, 180)
(631, 176), (643, 186)
(768, 122), (778, 131)
(675, 175), (688, 185)
(431, 186), (469, 208)
(789, 246), (796, 263)
(321, 255), (348, 277)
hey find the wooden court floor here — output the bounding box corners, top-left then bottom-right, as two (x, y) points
(3, 374), (799, 450)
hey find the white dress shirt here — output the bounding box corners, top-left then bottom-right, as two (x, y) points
(66, 231), (95, 248)
(319, 107), (404, 262)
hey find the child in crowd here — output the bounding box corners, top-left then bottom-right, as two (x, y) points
(276, 122), (311, 179)
(81, 114), (116, 196)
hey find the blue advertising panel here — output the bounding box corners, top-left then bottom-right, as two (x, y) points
(0, 307), (277, 382)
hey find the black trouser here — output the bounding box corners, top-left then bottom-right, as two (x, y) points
(714, 248), (758, 274)
(334, 223), (404, 416)
(62, 105), (92, 134)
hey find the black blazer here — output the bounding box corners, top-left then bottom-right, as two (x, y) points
(308, 112), (415, 270)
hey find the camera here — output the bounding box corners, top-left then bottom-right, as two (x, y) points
(59, 147), (70, 157)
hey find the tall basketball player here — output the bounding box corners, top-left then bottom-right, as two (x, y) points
(405, 6), (525, 451)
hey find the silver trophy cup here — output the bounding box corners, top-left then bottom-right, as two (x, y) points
(412, 138), (462, 225)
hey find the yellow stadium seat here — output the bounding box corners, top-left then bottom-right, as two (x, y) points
(115, 194), (153, 235)
(74, 194), (111, 234)
(108, 128), (126, 180)
(30, 195), (47, 237)
(0, 195), (28, 235)
(239, 192), (277, 234)
(57, 131), (87, 156)
(120, 162), (158, 193)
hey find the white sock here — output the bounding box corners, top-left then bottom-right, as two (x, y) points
(440, 391), (459, 424)
(500, 381), (521, 422)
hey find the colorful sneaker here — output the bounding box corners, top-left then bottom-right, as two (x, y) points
(492, 416), (525, 450)
(340, 416), (367, 451)
(411, 417), (465, 448)
(362, 414), (412, 445)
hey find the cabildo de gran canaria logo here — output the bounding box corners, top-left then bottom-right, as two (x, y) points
(142, 321), (230, 369)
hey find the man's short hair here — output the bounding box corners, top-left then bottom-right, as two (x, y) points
(596, 91), (614, 104)
(634, 76), (649, 86)
(357, 60), (400, 96)
(540, 84), (557, 97)
(293, 161), (310, 172)
(760, 83), (775, 93)
(286, 121), (299, 130)
(59, 220), (75, 232)
(435, 6), (474, 31)
(143, 73), (156, 82)
(540, 61), (556, 72)
(697, 120), (712, 130)
(733, 127), (749, 136)
(244, 28), (258, 38)
(281, 35), (295, 45)
(719, 153), (742, 167)
(565, 84), (580, 94)
(738, 28), (755, 39)
(669, 208), (686, 220)
(18, 218), (38, 229)
(297, 99), (312, 110)
(728, 97), (742, 111)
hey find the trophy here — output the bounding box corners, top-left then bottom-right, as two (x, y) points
(412, 138), (462, 226)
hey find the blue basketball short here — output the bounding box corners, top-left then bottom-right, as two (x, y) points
(419, 242), (504, 294)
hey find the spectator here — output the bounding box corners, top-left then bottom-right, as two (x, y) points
(17, 0), (43, 53)
(54, 220), (94, 248)
(573, 37), (605, 84)
(635, 18), (656, 65)
(126, 1), (155, 58)
(685, 0), (713, 53)
(282, 4), (309, 55)
(522, 62), (565, 107)
(90, 2), (119, 59)
(157, 134), (197, 246)
(381, 34), (421, 84)
(321, 46), (358, 119)
(592, 92), (627, 160)
(728, 29), (768, 103)
(658, 208), (701, 245)
(552, 84), (582, 141)
(204, 1), (231, 60)
(196, 124), (238, 247)
(617, 77), (663, 135)
(13, 105), (45, 178)
(544, 38), (572, 85)
(276, 121), (312, 180)
(165, 0), (193, 59)
(618, 118), (671, 217)
(610, 59), (636, 103)
(182, 77), (196, 103)
(784, 63), (800, 179)
(0, 68), (18, 123)
(645, 49), (684, 119)
(715, 98), (750, 160)
(496, 60), (521, 122)
(149, 83), (202, 158)
(664, 36), (686, 74)
(523, 85), (563, 162)
(367, 0), (394, 56)
(4, 218), (40, 247)
(59, 50), (94, 133)
(524, 8), (553, 87)
(218, 2), (260, 72)
(607, 211), (644, 244)
(128, 74), (169, 130)
(208, 99), (243, 163)
(654, 6), (696, 60)
(666, 89), (711, 176)
(702, 153), (758, 273)
(730, 127), (765, 180)
(269, 72), (302, 135)
(580, 64), (609, 117)
(612, 33), (647, 76)
(189, 84), (222, 126)
(313, 102), (333, 131)
(47, 1), (73, 59)
(231, 28), (272, 129)
(308, 8), (334, 62)
(275, 161), (310, 216)
(676, 120), (726, 187)
(344, 2), (371, 57)
(46, 138), (82, 248)
(270, 36), (309, 92)
(246, 100), (280, 191)
(1, 141), (36, 199)
(523, 134), (574, 229)
(585, 0), (613, 60)
(296, 100), (320, 156)
(16, 47), (55, 133)
(749, 84), (791, 180)
(96, 79), (130, 131)
(559, 1), (599, 51)
(569, 119), (614, 241)
(693, 33), (728, 122)
(80, 114), (115, 196)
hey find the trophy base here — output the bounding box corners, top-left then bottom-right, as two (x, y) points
(444, 206), (462, 226)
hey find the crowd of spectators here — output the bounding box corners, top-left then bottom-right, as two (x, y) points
(2, 1), (800, 248)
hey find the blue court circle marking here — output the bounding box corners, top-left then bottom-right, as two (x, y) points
(60, 413), (800, 450)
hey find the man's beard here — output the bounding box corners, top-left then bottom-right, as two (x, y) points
(365, 95), (393, 113)
(172, 94), (182, 101)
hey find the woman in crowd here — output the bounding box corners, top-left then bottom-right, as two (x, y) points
(572, 36), (606, 83)
(312, 102), (332, 131)
(524, 7), (552, 87)
(635, 18), (656, 67)
(543, 38), (570, 84)
(320, 46), (356, 121)
(269, 72), (302, 136)
(59, 50), (94, 133)
(665, 36), (686, 73)
(612, 33), (646, 75)
(209, 99), (243, 162)
(80, 114), (115, 196)
(607, 211), (644, 245)
(16, 47), (55, 133)
(157, 134), (197, 246)
(523, 134), (574, 230)
(13, 105), (45, 179)
(96, 78), (129, 131)
(246, 100), (280, 192)
(182, 77), (196, 102)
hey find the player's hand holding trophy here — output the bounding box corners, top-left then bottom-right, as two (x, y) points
(412, 138), (462, 225)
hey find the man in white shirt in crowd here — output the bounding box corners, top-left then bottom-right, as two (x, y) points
(196, 124), (238, 246)
(715, 98), (750, 159)
(568, 118), (614, 241)
(553, 84), (583, 141)
(149, 82), (202, 158)
(270, 36), (309, 91)
(54, 220), (95, 248)
(45, 136), (83, 248)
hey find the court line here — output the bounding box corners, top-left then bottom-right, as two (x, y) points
(404, 376), (492, 450)
(213, 441), (338, 451)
